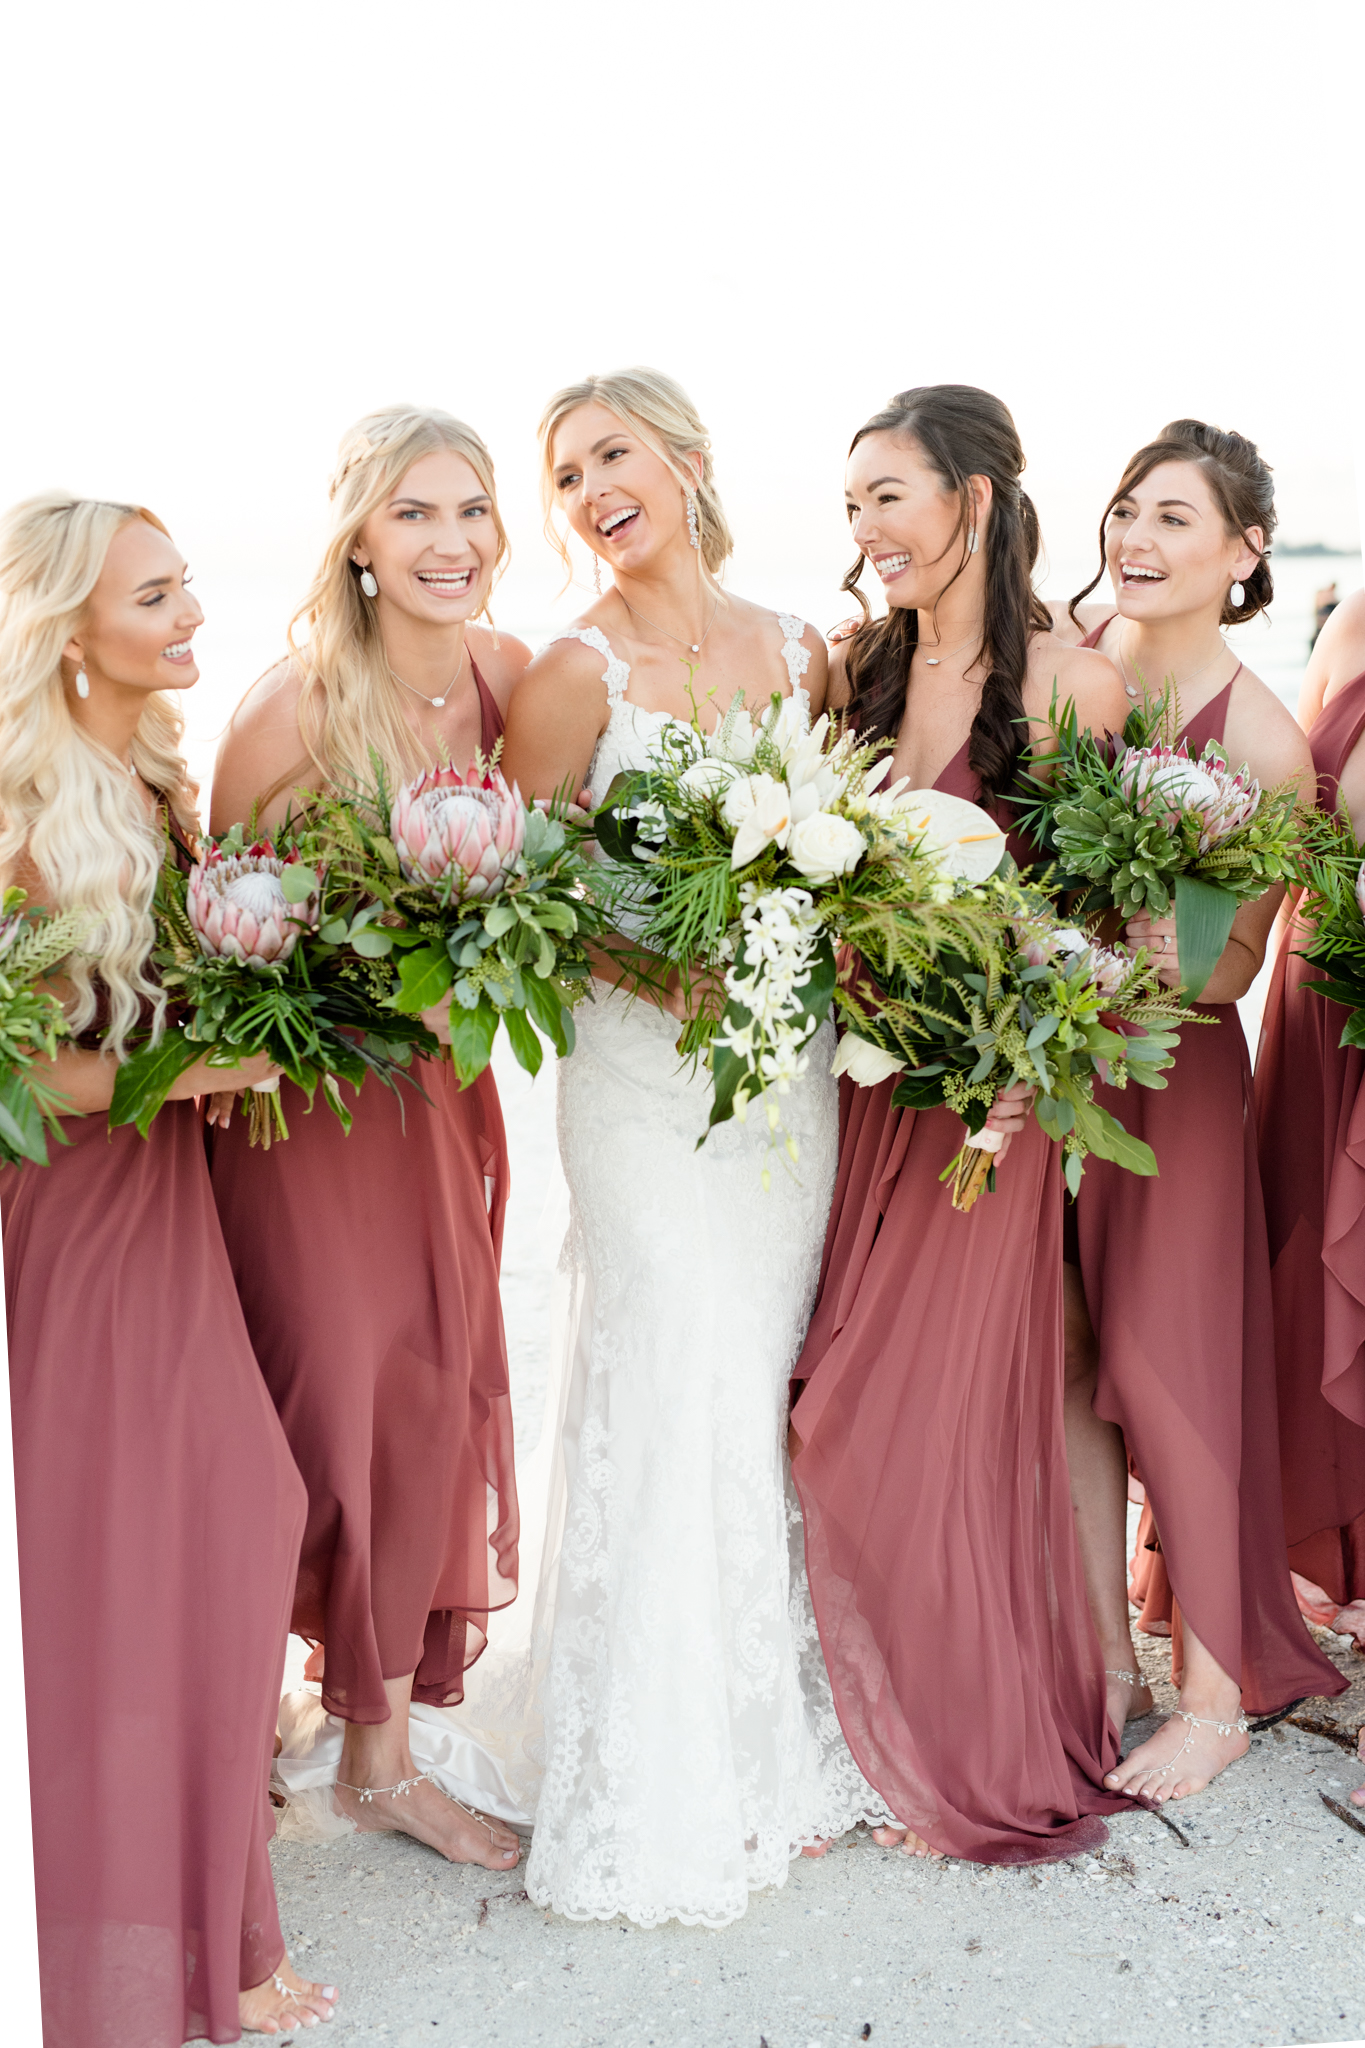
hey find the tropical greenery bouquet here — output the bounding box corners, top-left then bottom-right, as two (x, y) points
(0, 889), (92, 1167)
(109, 823), (433, 1145)
(1286, 806), (1365, 1048)
(591, 688), (1010, 1169)
(833, 872), (1189, 1207)
(1014, 692), (1304, 1000)
(305, 754), (613, 1087)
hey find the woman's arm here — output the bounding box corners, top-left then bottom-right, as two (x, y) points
(798, 626), (830, 718)
(500, 643), (610, 802)
(43, 1043), (279, 1116)
(1298, 588), (1365, 731)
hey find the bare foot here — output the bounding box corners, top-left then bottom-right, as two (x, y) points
(872, 1823), (942, 1859)
(332, 1774), (520, 1867)
(1333, 1599), (1365, 1650)
(1103, 1706), (1249, 1803)
(1105, 1666), (1155, 1728)
(800, 1837), (831, 1859)
(239, 1956), (338, 2034)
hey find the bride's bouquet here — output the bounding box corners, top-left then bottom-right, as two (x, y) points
(1284, 806), (1365, 1048)
(110, 825), (432, 1145)
(834, 872), (1188, 1207)
(1013, 691), (1304, 1000)
(306, 754), (612, 1086)
(0, 889), (92, 1167)
(592, 690), (1009, 1165)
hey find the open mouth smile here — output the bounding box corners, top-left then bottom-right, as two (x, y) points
(162, 639), (195, 663)
(416, 569), (474, 597)
(873, 552), (911, 583)
(597, 506), (641, 542)
(1120, 562), (1167, 589)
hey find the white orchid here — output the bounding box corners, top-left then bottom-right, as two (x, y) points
(724, 772), (794, 869)
(830, 1033), (907, 1087)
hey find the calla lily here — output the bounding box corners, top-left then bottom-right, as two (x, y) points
(831, 1032), (907, 1087)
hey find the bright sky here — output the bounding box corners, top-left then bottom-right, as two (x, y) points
(3, 0), (1362, 698)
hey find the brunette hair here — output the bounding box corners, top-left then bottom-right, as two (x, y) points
(1069, 418), (1275, 629)
(840, 385), (1051, 801)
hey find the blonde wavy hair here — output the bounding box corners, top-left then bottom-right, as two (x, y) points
(280, 406), (509, 799)
(0, 493), (197, 1058)
(539, 367), (734, 582)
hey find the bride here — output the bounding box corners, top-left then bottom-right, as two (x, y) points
(491, 367), (888, 1926)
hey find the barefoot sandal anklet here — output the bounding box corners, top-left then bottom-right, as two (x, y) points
(1150, 1708), (1251, 1780)
(335, 1772), (508, 1840)
(1106, 1668), (1146, 1690)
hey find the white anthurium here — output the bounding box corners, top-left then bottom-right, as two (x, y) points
(724, 772), (794, 869)
(786, 809), (866, 884)
(767, 694), (814, 761)
(897, 789), (1009, 882)
(831, 1032), (907, 1086)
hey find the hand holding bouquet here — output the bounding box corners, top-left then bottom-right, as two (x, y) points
(592, 690), (1008, 1161)
(833, 871), (1190, 1207)
(1014, 691), (1304, 1000)
(110, 825), (432, 1145)
(0, 889), (92, 1167)
(307, 754), (612, 1086)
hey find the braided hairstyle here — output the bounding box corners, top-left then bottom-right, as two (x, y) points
(840, 385), (1052, 802)
(1070, 418), (1275, 629)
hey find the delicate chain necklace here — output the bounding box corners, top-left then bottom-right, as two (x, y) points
(1117, 627), (1229, 704)
(618, 590), (720, 659)
(389, 645), (466, 710)
(915, 630), (983, 669)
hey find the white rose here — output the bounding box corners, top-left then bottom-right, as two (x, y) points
(831, 1032), (906, 1087)
(677, 759), (740, 803)
(786, 809), (866, 885)
(724, 773), (793, 869)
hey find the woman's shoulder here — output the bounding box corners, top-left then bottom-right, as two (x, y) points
(1316, 589), (1365, 703)
(1025, 632), (1129, 734)
(225, 656), (307, 737)
(1044, 599), (1111, 647)
(467, 624), (532, 712)
(1224, 662), (1313, 787)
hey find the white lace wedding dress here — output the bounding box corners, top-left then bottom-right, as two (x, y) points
(513, 615), (887, 1926)
(272, 612), (888, 1923)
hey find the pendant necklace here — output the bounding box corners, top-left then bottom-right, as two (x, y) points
(619, 590), (720, 659)
(1117, 628), (1228, 704)
(917, 631), (982, 668)
(389, 645), (466, 710)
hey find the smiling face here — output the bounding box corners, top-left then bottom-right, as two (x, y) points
(352, 448), (498, 627)
(65, 517), (202, 697)
(1104, 459), (1261, 623)
(844, 430), (979, 613)
(550, 401), (699, 576)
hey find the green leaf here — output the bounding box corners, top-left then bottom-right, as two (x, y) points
(1064, 1150), (1084, 1198)
(280, 863), (319, 903)
(483, 901), (520, 938)
(1025, 1013), (1060, 1050)
(447, 1000), (499, 1086)
(389, 945), (454, 1013)
(109, 1031), (204, 1138)
(1172, 873), (1239, 1004)
(351, 926), (394, 958)
(523, 969), (571, 1055)
(502, 1004), (544, 1077)
(318, 917), (350, 943)
(1073, 1098), (1159, 1176)
(0, 1078), (49, 1165)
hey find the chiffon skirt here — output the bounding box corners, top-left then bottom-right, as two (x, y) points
(1073, 1003), (1343, 1710)
(210, 1057), (518, 1724)
(792, 1081), (1128, 1864)
(3, 1105), (306, 2048)
(1256, 924), (1365, 1605)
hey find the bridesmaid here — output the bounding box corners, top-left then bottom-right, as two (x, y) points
(0, 494), (331, 2041)
(1255, 587), (1365, 1652)
(1052, 418), (1344, 1804)
(209, 407), (525, 1868)
(792, 384), (1134, 1864)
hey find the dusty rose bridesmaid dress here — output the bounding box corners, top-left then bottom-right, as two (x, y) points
(4, 1100), (307, 2048)
(1070, 632), (1342, 1712)
(1254, 667), (1365, 1608)
(209, 664), (518, 1726)
(791, 744), (1130, 1865)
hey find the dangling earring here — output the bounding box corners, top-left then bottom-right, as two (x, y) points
(592, 552), (603, 595)
(1229, 579), (1245, 607)
(967, 528), (979, 556)
(75, 666), (90, 699)
(686, 494), (701, 550)
(358, 567), (379, 597)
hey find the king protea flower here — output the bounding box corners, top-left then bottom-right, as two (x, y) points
(1355, 861), (1365, 925)
(189, 844), (319, 968)
(390, 763), (526, 899)
(1117, 741), (1261, 850)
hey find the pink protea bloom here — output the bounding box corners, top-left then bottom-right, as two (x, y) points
(1355, 862), (1365, 925)
(1118, 740), (1260, 850)
(188, 842), (319, 969)
(390, 763), (526, 899)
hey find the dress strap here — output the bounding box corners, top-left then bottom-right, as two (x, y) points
(777, 614), (812, 704)
(1080, 615), (1118, 651)
(541, 626), (630, 706)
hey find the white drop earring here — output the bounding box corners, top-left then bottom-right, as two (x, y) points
(1229, 580), (1245, 607)
(686, 494), (700, 550)
(967, 528), (979, 555)
(359, 567), (379, 598)
(75, 667), (90, 699)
